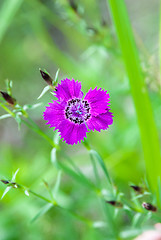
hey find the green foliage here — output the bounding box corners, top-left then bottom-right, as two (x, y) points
(0, 0), (161, 240)
(108, 0), (161, 198)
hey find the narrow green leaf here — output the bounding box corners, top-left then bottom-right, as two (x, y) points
(15, 113), (22, 130)
(52, 171), (62, 198)
(92, 221), (107, 228)
(37, 85), (50, 99)
(108, 0), (161, 195)
(89, 150), (101, 188)
(51, 133), (60, 168)
(132, 213), (144, 228)
(51, 148), (59, 169)
(54, 68), (60, 85)
(1, 186), (11, 200)
(31, 203), (53, 223)
(90, 150), (112, 185)
(159, 3), (161, 91)
(0, 113), (11, 120)
(23, 103), (42, 110)
(5, 79), (13, 95)
(58, 161), (97, 191)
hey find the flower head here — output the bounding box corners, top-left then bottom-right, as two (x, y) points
(43, 79), (114, 145)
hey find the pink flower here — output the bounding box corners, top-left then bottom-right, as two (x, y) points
(43, 79), (113, 145)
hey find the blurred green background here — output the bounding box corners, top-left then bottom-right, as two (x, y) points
(0, 0), (160, 239)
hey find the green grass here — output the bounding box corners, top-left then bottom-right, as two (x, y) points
(108, 0), (161, 196)
(0, 0), (161, 239)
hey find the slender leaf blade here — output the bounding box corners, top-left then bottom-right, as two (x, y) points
(31, 203), (53, 223)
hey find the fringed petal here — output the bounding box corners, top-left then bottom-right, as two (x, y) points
(58, 119), (88, 145)
(87, 110), (113, 132)
(84, 87), (110, 116)
(54, 78), (83, 102)
(43, 101), (65, 130)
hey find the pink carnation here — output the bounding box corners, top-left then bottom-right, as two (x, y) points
(43, 79), (114, 145)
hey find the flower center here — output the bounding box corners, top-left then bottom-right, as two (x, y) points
(65, 98), (91, 124)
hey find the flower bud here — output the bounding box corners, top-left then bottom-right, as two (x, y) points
(130, 185), (143, 194)
(106, 200), (123, 208)
(39, 69), (53, 86)
(0, 91), (16, 105)
(142, 202), (157, 212)
(1, 179), (9, 184)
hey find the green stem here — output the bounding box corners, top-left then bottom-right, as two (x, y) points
(83, 141), (112, 187)
(20, 184), (92, 226)
(0, 102), (15, 117)
(29, 189), (54, 204)
(90, 152), (101, 188)
(108, 0), (161, 196)
(159, 1), (161, 95)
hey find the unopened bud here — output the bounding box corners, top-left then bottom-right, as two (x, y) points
(0, 91), (16, 105)
(1, 179), (9, 184)
(130, 185), (143, 194)
(106, 200), (123, 208)
(39, 69), (53, 86)
(142, 202), (157, 212)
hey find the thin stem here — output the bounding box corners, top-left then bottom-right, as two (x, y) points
(83, 141), (113, 188)
(42, 180), (56, 203)
(18, 184), (92, 226)
(29, 189), (54, 204)
(0, 102), (15, 117)
(90, 153), (101, 188)
(159, 1), (161, 95)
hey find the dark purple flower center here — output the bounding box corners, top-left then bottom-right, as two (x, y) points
(65, 98), (91, 124)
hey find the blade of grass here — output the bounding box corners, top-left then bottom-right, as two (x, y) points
(107, 0), (161, 197)
(31, 203), (53, 223)
(160, 2), (161, 94)
(52, 170), (62, 198)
